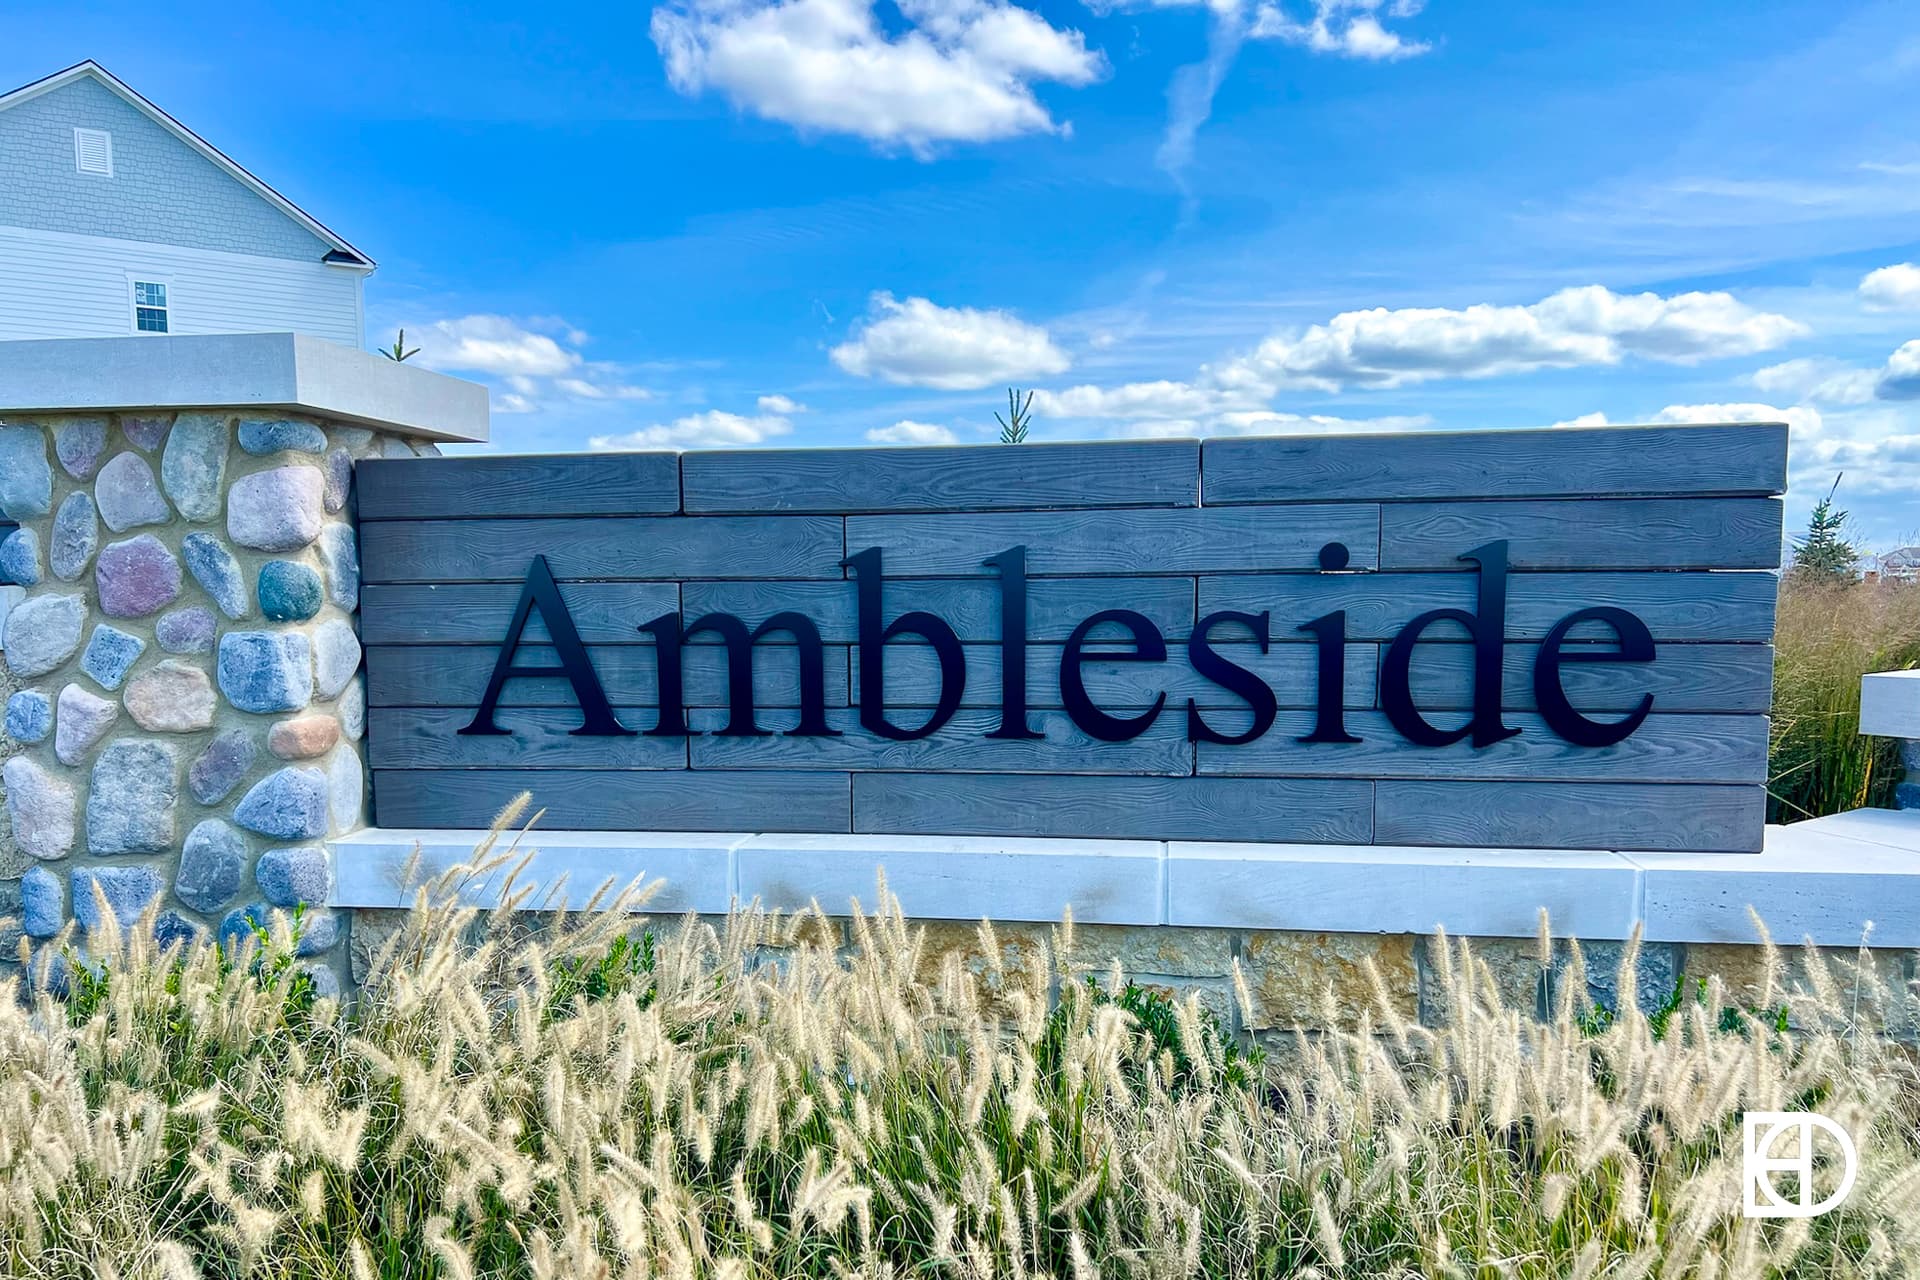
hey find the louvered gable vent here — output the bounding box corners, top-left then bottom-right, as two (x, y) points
(73, 127), (112, 176)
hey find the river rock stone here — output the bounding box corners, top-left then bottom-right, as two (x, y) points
(218, 901), (271, 946)
(176, 818), (247, 913)
(72, 866), (165, 933)
(259, 561), (323, 621)
(51, 491), (98, 581)
(227, 466), (325, 551)
(95, 453), (171, 531)
(379, 436), (415, 459)
(330, 426), (375, 453)
(5, 689), (51, 743)
(189, 728), (256, 805)
(54, 417), (109, 480)
(80, 624), (145, 690)
(153, 910), (203, 951)
(313, 618), (361, 700)
(238, 419), (327, 455)
(96, 535), (181, 618)
(87, 740), (178, 855)
(160, 413), (232, 522)
(0, 528), (42, 586)
(182, 533), (249, 619)
(234, 766), (329, 840)
(300, 962), (342, 999)
(256, 844), (330, 907)
(0, 426), (52, 518)
(156, 606), (216, 654)
(119, 414), (172, 452)
(2, 593), (86, 677)
(323, 449), (353, 512)
(269, 715), (339, 760)
(338, 676), (365, 740)
(318, 524), (359, 609)
(218, 631), (311, 713)
(21, 866), (63, 937)
(294, 907), (342, 956)
(55, 684), (119, 764)
(3, 756), (75, 859)
(327, 746), (363, 833)
(125, 660), (216, 732)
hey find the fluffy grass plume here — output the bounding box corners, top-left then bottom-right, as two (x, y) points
(3, 802), (1918, 1278)
(1770, 576), (1920, 822)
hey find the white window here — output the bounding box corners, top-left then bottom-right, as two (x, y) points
(73, 128), (113, 176)
(132, 281), (169, 333)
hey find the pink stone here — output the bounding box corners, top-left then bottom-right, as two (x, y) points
(268, 715), (341, 760)
(96, 535), (182, 618)
(120, 414), (173, 452)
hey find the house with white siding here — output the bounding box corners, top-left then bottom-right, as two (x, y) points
(0, 61), (371, 348)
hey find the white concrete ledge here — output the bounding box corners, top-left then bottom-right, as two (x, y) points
(0, 332), (489, 443)
(1861, 670), (1920, 740)
(328, 810), (1920, 947)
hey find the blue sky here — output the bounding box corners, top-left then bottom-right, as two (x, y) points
(9, 0), (1920, 545)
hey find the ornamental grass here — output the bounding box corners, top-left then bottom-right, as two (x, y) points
(4, 799), (1920, 1279)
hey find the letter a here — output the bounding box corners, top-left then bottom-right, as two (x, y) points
(459, 555), (633, 737)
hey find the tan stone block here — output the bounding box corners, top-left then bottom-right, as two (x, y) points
(911, 919), (1056, 993)
(1242, 931), (1418, 1031)
(1418, 935), (1548, 1026)
(1686, 943), (1919, 1036)
(1072, 924), (1236, 979)
(269, 715), (342, 760)
(347, 908), (410, 985)
(124, 660), (217, 732)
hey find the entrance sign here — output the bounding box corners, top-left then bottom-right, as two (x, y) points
(356, 424), (1785, 852)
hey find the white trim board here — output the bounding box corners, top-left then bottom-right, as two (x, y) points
(330, 810), (1920, 948)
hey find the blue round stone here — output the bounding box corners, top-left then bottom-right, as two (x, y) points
(258, 560), (323, 622)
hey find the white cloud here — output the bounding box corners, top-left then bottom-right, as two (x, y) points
(651, 0), (1105, 153)
(1031, 379), (1252, 420)
(554, 377), (654, 401)
(866, 419), (961, 444)
(757, 393), (806, 414)
(1751, 357), (1877, 406)
(1652, 401), (1825, 441)
(414, 315), (581, 378)
(1109, 409), (1434, 439)
(1877, 340), (1920, 400)
(831, 292), (1070, 389)
(1207, 286), (1806, 394)
(1548, 412), (1612, 429)
(1859, 262), (1920, 310)
(590, 407), (798, 450)
(1250, 0), (1430, 60)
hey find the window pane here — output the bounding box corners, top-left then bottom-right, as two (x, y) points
(136, 308), (169, 333)
(134, 282), (166, 307)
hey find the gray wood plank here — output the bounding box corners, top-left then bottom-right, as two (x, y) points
(1373, 780), (1763, 853)
(852, 774), (1373, 843)
(373, 769), (852, 832)
(365, 644), (850, 708)
(1381, 498), (1783, 570)
(853, 642), (1378, 709)
(1401, 642), (1772, 713)
(1204, 423), (1788, 504)
(1198, 712), (1767, 783)
(681, 577), (1197, 644)
(683, 440), (1199, 513)
(368, 709), (691, 769)
(846, 505), (1380, 576)
(357, 453), (680, 520)
(688, 708), (1194, 774)
(1199, 571), (1778, 641)
(360, 582), (680, 645)
(359, 515), (846, 584)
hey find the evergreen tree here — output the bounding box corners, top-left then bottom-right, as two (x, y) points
(996, 388), (1034, 443)
(1792, 474), (1858, 585)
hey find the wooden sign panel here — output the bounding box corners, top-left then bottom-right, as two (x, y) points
(357, 423), (1785, 852)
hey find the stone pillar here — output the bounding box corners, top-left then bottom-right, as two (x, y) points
(0, 414), (410, 987)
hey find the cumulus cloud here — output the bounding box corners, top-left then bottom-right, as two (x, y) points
(1206, 286), (1806, 394)
(1109, 409), (1434, 439)
(650, 0), (1104, 153)
(1859, 262), (1920, 310)
(1876, 340), (1920, 400)
(1250, 0), (1430, 60)
(831, 292), (1070, 389)
(1752, 357), (1879, 406)
(590, 403), (802, 450)
(866, 419), (961, 444)
(756, 393), (806, 414)
(409, 315), (656, 413)
(1651, 402), (1824, 438)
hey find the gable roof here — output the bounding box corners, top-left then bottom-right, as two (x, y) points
(0, 61), (374, 270)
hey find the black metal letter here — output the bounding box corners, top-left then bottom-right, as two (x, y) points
(1061, 609), (1167, 742)
(844, 547), (966, 741)
(1186, 610), (1277, 746)
(1380, 540), (1519, 749)
(646, 611), (840, 738)
(460, 555), (633, 737)
(985, 546), (1042, 740)
(1534, 606), (1656, 746)
(1297, 610), (1361, 744)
